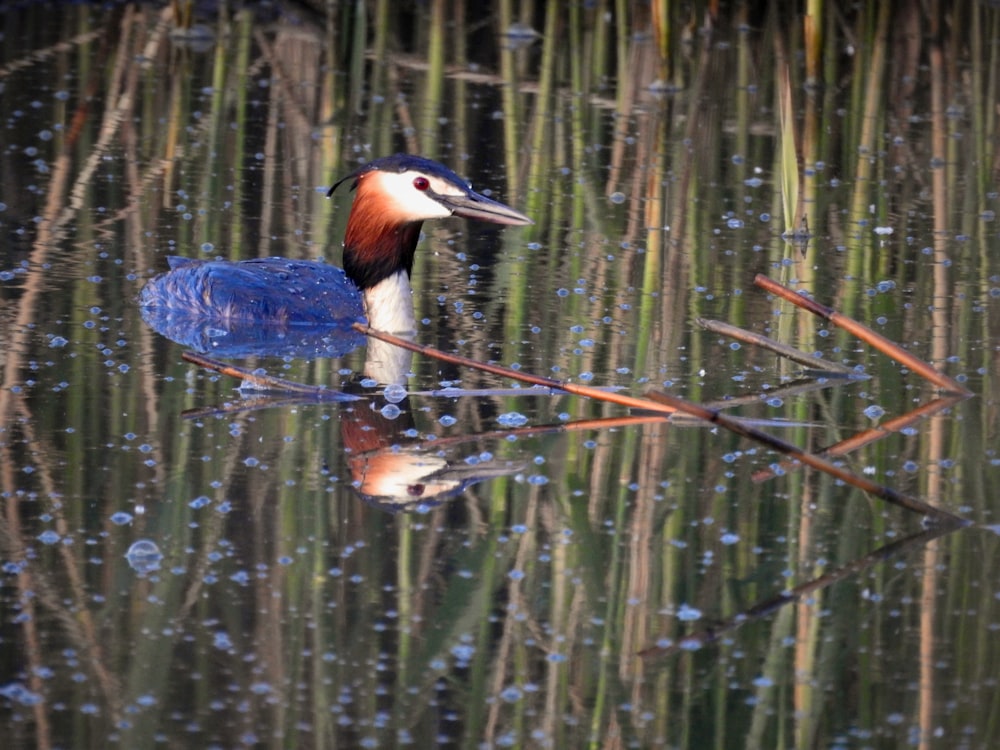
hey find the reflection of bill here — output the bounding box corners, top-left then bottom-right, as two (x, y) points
(341, 385), (521, 512)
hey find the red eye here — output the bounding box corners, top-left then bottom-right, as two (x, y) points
(413, 176), (430, 191)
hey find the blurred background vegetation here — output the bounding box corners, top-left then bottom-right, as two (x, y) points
(2, 1), (1000, 748)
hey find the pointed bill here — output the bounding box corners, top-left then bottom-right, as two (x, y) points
(431, 188), (533, 226)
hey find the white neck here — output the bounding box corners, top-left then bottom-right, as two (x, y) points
(361, 270), (416, 385)
(362, 270), (416, 335)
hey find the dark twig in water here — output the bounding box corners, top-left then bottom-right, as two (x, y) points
(181, 351), (360, 400)
(638, 522), (963, 660)
(752, 394), (967, 483)
(699, 377), (852, 413)
(753, 275), (972, 395)
(696, 317), (857, 374)
(643, 390), (967, 524)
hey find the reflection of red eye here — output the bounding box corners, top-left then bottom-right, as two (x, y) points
(407, 484), (425, 496)
(413, 177), (430, 191)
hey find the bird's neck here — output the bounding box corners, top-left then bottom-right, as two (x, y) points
(342, 191), (423, 383)
(342, 189), (423, 293)
(360, 271), (416, 385)
(361, 270), (416, 334)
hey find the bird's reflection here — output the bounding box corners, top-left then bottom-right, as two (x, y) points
(140, 289), (366, 359)
(182, 374), (526, 512)
(338, 381), (522, 512)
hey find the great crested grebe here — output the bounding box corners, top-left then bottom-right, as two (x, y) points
(139, 154), (532, 377)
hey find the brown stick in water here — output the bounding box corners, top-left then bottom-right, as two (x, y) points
(753, 274), (972, 395)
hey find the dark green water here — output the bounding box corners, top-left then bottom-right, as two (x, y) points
(1, 3), (999, 748)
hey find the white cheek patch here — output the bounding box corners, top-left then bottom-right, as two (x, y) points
(367, 170), (456, 220)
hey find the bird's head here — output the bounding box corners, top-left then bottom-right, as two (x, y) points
(329, 154), (532, 292)
(329, 153), (533, 227)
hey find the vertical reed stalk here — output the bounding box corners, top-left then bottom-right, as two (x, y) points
(395, 516), (414, 696)
(497, 0), (521, 196)
(845, 1), (889, 310)
(929, 0), (949, 367)
(568, 0), (587, 227)
(777, 62), (800, 238)
(371, 0), (389, 97)
(804, 0), (822, 86)
(348, 0), (367, 116)
(227, 11), (253, 257)
(451, 0), (468, 160)
(524, 0), (559, 222)
(635, 118), (667, 378)
(420, 0), (446, 153)
(651, 0), (671, 80)
(793, 483), (820, 749)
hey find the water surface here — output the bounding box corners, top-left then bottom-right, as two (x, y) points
(2, 3), (1000, 748)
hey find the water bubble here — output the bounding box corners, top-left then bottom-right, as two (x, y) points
(500, 685), (523, 702)
(677, 603), (702, 621)
(497, 412), (528, 427)
(0, 683), (43, 706)
(110, 512), (133, 525)
(383, 383), (407, 403)
(863, 405), (885, 420)
(38, 530), (61, 545)
(609, 192), (626, 205)
(125, 540), (162, 575)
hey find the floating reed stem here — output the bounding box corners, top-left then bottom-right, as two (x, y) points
(752, 395), (966, 483)
(643, 390), (966, 523)
(353, 323), (678, 415)
(753, 275), (972, 395)
(695, 317), (855, 374)
(181, 351), (360, 399)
